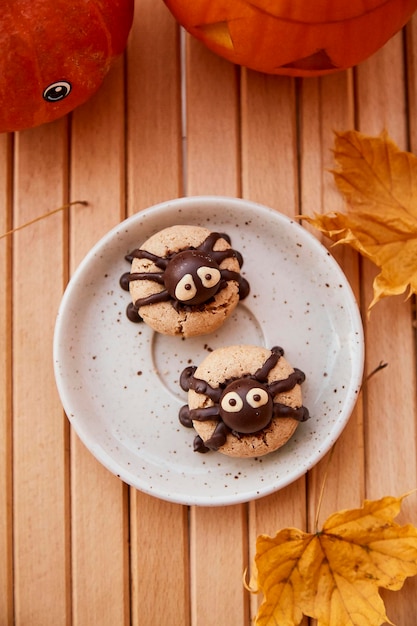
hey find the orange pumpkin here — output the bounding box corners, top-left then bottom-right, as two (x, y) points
(0, 0), (134, 133)
(164, 0), (417, 76)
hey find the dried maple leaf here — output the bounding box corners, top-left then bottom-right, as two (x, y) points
(302, 130), (417, 310)
(249, 494), (417, 626)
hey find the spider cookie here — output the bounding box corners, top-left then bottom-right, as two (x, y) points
(179, 345), (309, 458)
(120, 225), (250, 337)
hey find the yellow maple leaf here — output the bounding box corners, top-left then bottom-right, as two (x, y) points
(249, 494), (417, 626)
(302, 130), (417, 310)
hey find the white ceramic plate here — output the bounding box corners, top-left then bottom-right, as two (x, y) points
(53, 196), (364, 506)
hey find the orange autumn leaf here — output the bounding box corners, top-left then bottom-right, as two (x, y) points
(302, 130), (417, 310)
(249, 494), (417, 626)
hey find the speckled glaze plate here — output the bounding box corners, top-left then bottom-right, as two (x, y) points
(53, 196), (364, 506)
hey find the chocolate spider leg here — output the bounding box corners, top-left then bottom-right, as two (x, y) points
(133, 289), (170, 307)
(178, 405), (193, 428)
(253, 346), (284, 381)
(125, 249), (169, 270)
(179, 367), (222, 402)
(179, 402), (220, 427)
(128, 271), (165, 284)
(268, 368), (306, 396)
(189, 405), (221, 421)
(199, 232), (244, 267)
(218, 270), (250, 300)
(198, 232), (228, 253)
(203, 421), (230, 451)
(179, 366), (197, 391)
(120, 270), (165, 292)
(272, 402), (310, 422)
(193, 435), (211, 454)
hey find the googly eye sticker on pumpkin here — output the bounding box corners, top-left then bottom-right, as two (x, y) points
(43, 81), (72, 102)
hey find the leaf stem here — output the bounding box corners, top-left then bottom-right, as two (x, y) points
(314, 444), (336, 533)
(0, 200), (88, 240)
(365, 361), (388, 382)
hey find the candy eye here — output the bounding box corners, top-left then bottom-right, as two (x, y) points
(246, 388), (269, 409)
(175, 274), (197, 301)
(43, 81), (72, 102)
(197, 266), (221, 288)
(221, 391), (243, 413)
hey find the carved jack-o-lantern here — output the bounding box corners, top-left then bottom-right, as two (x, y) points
(164, 0), (417, 76)
(0, 0), (134, 133)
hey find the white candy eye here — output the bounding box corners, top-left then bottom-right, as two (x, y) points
(175, 274), (197, 301)
(246, 388), (269, 408)
(221, 391), (243, 413)
(197, 266), (221, 288)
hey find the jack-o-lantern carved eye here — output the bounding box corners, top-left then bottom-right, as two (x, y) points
(43, 81), (72, 102)
(174, 274), (197, 301)
(246, 387), (269, 409)
(197, 266), (221, 289)
(221, 391), (243, 413)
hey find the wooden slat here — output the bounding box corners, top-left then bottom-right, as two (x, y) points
(190, 505), (249, 625)
(0, 134), (13, 623)
(241, 71), (298, 210)
(126, 0), (182, 211)
(126, 4), (190, 626)
(298, 71), (366, 525)
(186, 36), (241, 197)
(239, 69), (310, 622)
(69, 57), (129, 626)
(12, 119), (70, 625)
(130, 494), (190, 625)
(3, 3), (417, 624)
(406, 14), (417, 150)
(185, 38), (249, 626)
(356, 31), (417, 623)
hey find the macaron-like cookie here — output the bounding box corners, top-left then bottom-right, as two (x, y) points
(120, 225), (249, 337)
(179, 345), (309, 458)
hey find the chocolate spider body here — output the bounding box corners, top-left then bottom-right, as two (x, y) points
(179, 346), (310, 453)
(120, 231), (250, 322)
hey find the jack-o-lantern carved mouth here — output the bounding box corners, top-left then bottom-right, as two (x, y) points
(194, 20), (338, 71)
(281, 49), (337, 71)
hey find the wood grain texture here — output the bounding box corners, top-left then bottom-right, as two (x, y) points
(69, 58), (129, 626)
(186, 37), (241, 197)
(240, 68), (310, 623)
(241, 71), (297, 211)
(2, 5), (417, 625)
(356, 31), (417, 626)
(126, 4), (190, 624)
(0, 134), (13, 624)
(127, 0), (182, 211)
(13, 120), (70, 625)
(298, 71), (366, 527)
(184, 33), (250, 626)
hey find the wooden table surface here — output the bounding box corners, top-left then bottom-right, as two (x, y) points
(2, 3), (417, 625)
